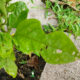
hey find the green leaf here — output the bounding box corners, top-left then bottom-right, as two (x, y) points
(0, 32), (13, 58)
(4, 58), (17, 78)
(0, 32), (17, 78)
(6, 0), (11, 3)
(41, 31), (79, 64)
(0, 51), (17, 78)
(0, 0), (7, 19)
(0, 57), (5, 69)
(30, 0), (34, 3)
(0, 52), (15, 69)
(14, 19), (46, 56)
(14, 19), (79, 64)
(0, 53), (17, 78)
(8, 1), (29, 28)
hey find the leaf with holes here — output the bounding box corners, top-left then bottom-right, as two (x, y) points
(41, 31), (79, 64)
(14, 19), (79, 64)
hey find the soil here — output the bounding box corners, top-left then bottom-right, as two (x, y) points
(0, 50), (46, 80)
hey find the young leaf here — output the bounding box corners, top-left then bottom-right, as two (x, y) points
(41, 31), (79, 64)
(7, 1), (29, 28)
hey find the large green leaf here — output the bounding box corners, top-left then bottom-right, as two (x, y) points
(14, 19), (46, 56)
(41, 31), (79, 64)
(0, 32), (13, 58)
(7, 1), (29, 28)
(14, 19), (79, 64)
(0, 0), (7, 19)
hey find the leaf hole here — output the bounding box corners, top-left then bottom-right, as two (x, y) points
(46, 45), (48, 49)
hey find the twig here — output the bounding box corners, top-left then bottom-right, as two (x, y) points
(50, 0), (79, 11)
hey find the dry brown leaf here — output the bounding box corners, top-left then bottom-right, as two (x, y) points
(67, 0), (76, 7)
(27, 55), (39, 70)
(49, 0), (80, 11)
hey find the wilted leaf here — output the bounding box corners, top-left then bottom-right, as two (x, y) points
(27, 55), (39, 70)
(65, 0), (76, 7)
(65, 0), (80, 8)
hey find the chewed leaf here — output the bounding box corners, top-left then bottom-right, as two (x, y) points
(14, 19), (79, 64)
(41, 31), (79, 64)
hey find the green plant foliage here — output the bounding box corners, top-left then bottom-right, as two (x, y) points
(52, 3), (80, 36)
(6, 0), (11, 3)
(0, 0), (80, 78)
(7, 1), (29, 28)
(0, 53), (17, 78)
(0, 0), (7, 19)
(30, 0), (34, 3)
(0, 32), (17, 78)
(19, 60), (27, 64)
(43, 24), (56, 33)
(0, 32), (13, 58)
(4, 58), (17, 78)
(45, 0), (52, 18)
(41, 31), (79, 64)
(14, 19), (79, 64)
(14, 19), (46, 56)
